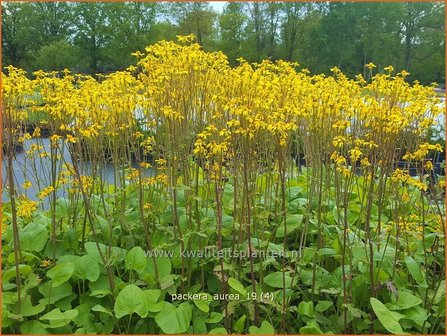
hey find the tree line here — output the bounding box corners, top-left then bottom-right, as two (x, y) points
(2, 1), (445, 84)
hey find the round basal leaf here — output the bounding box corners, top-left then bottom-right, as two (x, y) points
(125, 246), (147, 273)
(234, 315), (247, 334)
(299, 324), (323, 334)
(73, 255), (100, 282)
(92, 304), (113, 316)
(84, 242), (126, 266)
(47, 262), (75, 287)
(297, 301), (315, 318)
(38, 282), (72, 304)
(193, 292), (212, 313)
(228, 277), (247, 296)
(20, 321), (49, 334)
(20, 296), (46, 317)
(39, 308), (78, 328)
(402, 305), (428, 327)
(206, 312), (223, 324)
(114, 284), (147, 319)
(263, 272), (293, 289)
(370, 298), (405, 334)
(155, 302), (192, 334)
(142, 289), (164, 312)
(315, 300), (333, 312)
(19, 222), (48, 252)
(405, 256), (428, 288)
(276, 214), (303, 238)
(388, 290), (422, 310)
(208, 327), (228, 334)
(141, 257), (172, 284)
(249, 321), (275, 334)
(3, 264), (32, 284)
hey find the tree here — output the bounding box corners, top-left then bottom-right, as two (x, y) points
(243, 2), (268, 61)
(280, 3), (320, 62)
(2, 2), (34, 67)
(34, 40), (82, 71)
(102, 2), (158, 69)
(168, 2), (217, 48)
(73, 2), (110, 72)
(219, 2), (247, 64)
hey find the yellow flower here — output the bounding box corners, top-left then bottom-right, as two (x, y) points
(176, 34), (195, 43)
(41, 260), (52, 268)
(401, 190), (410, 203)
(65, 134), (77, 143)
(424, 161), (433, 171)
(50, 134), (61, 143)
(391, 169), (408, 183)
(140, 162), (152, 169)
(37, 186), (55, 199)
(349, 146), (362, 163)
(125, 168), (140, 180)
(360, 157), (371, 167)
(155, 158), (167, 166)
(22, 180), (33, 189)
(17, 198), (38, 218)
(32, 128), (41, 137)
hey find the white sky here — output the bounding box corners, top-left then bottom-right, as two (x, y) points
(208, 1), (226, 13)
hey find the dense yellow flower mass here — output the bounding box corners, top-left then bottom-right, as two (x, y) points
(2, 36), (444, 225)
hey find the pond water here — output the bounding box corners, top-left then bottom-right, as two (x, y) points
(1, 138), (155, 204)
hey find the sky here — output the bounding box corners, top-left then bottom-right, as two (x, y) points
(208, 1), (226, 13)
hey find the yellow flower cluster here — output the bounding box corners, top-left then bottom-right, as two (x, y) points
(2, 38), (443, 217)
(16, 196), (38, 218)
(37, 186), (54, 200)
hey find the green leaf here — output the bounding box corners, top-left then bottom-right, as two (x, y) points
(38, 282), (72, 304)
(73, 255), (100, 282)
(47, 262), (75, 287)
(125, 246), (147, 273)
(370, 298), (405, 334)
(142, 289), (161, 304)
(249, 321), (274, 334)
(208, 327), (228, 334)
(20, 222), (48, 252)
(228, 277), (247, 296)
(206, 312), (223, 324)
(297, 301), (315, 317)
(234, 314), (246, 333)
(193, 292), (212, 313)
(403, 305), (428, 327)
(315, 300), (333, 312)
(20, 296), (46, 317)
(388, 291), (422, 310)
(299, 325), (323, 334)
(84, 242), (126, 266)
(92, 304), (113, 316)
(318, 248), (336, 256)
(20, 321), (49, 334)
(405, 256), (428, 288)
(2, 265), (32, 284)
(264, 272), (293, 288)
(155, 302), (192, 334)
(142, 289), (164, 312)
(276, 214), (303, 238)
(193, 315), (207, 334)
(39, 308), (78, 328)
(140, 257), (172, 284)
(114, 284), (147, 319)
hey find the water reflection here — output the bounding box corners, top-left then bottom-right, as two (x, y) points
(2, 138), (155, 204)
